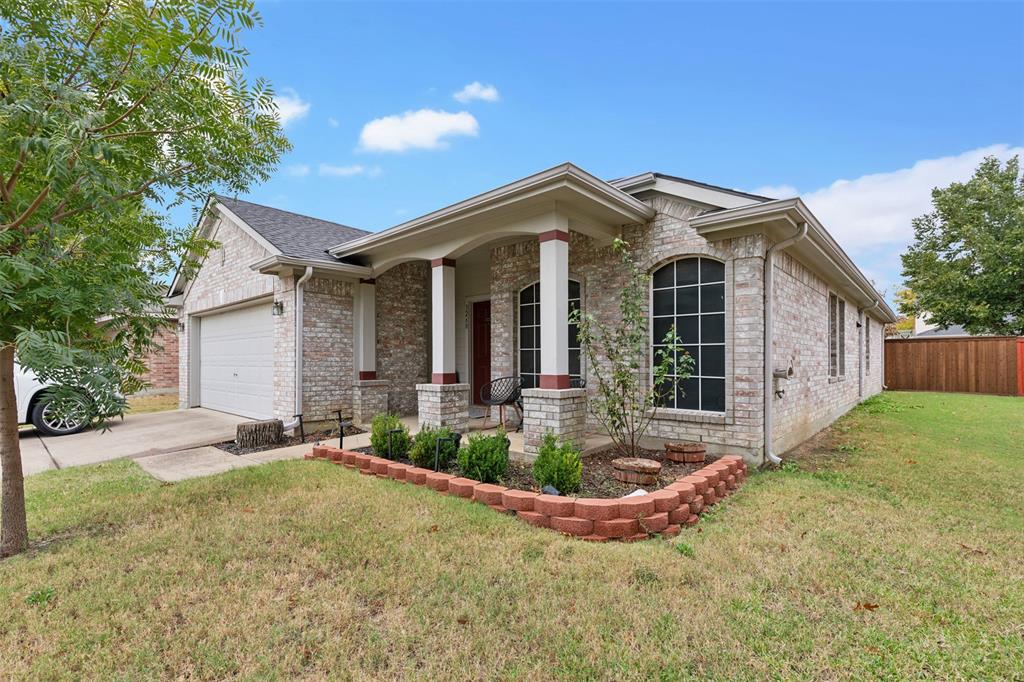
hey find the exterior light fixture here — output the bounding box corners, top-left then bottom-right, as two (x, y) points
(177, 321), (185, 332)
(272, 301), (284, 316)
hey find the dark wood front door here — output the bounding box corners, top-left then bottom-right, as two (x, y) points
(471, 300), (491, 405)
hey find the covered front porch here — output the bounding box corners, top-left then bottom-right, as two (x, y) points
(331, 164), (656, 456)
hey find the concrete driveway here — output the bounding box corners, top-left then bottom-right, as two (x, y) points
(17, 408), (246, 475)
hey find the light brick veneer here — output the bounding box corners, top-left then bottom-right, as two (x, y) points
(521, 388), (586, 456)
(416, 383), (470, 432)
(352, 380), (389, 424)
(301, 277), (354, 425)
(376, 262), (431, 416)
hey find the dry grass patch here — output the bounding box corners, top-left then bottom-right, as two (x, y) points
(1, 391), (1022, 679)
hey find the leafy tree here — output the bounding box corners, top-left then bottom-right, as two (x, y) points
(901, 156), (1023, 335)
(0, 0), (289, 557)
(571, 238), (691, 457)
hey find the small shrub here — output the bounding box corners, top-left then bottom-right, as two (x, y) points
(458, 429), (510, 483)
(410, 425), (459, 469)
(370, 413), (411, 459)
(675, 542), (695, 558)
(532, 433), (582, 494)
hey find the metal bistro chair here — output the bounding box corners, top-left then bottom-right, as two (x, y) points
(480, 376), (522, 431)
(511, 377), (586, 432)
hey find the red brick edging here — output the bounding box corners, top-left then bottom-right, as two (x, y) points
(304, 446), (747, 542)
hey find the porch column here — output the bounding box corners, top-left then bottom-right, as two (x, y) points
(431, 258), (457, 383)
(352, 278), (388, 424)
(522, 224), (585, 458)
(417, 257), (469, 432)
(538, 229), (570, 388)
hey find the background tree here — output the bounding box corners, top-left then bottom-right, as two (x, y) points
(0, 0), (289, 557)
(901, 156), (1023, 335)
(571, 239), (691, 457)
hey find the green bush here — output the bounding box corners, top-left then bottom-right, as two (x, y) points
(532, 433), (582, 494)
(409, 426), (459, 469)
(458, 429), (510, 483)
(370, 414), (411, 460)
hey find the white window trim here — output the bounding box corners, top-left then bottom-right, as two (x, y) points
(828, 290), (847, 382)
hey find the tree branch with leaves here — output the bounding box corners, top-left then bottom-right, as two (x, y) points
(0, 0), (290, 557)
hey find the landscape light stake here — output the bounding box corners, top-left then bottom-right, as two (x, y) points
(434, 433), (462, 472)
(388, 428), (403, 459)
(335, 410), (353, 449)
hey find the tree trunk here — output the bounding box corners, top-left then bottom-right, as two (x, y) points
(236, 419), (283, 450)
(0, 344), (28, 557)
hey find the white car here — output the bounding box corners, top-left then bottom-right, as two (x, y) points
(15, 363), (89, 437)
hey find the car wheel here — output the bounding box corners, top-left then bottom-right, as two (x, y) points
(30, 396), (89, 437)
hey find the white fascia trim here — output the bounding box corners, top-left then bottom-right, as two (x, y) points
(691, 198), (898, 323)
(611, 173), (767, 209)
(250, 254), (373, 278)
(327, 162), (655, 257)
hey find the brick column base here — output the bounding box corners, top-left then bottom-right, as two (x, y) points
(522, 387), (586, 458)
(352, 379), (389, 425)
(415, 383), (470, 433)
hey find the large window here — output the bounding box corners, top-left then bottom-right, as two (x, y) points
(518, 279), (581, 389)
(651, 257), (726, 412)
(864, 317), (871, 372)
(829, 292), (846, 377)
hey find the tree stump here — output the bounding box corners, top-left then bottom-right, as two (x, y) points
(236, 419), (284, 450)
(665, 441), (706, 464)
(611, 457), (662, 485)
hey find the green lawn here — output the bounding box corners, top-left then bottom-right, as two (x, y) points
(1, 391), (1021, 679)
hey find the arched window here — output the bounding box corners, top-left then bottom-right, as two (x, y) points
(651, 257), (725, 412)
(519, 279), (581, 389)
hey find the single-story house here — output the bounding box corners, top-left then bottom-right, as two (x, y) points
(167, 163), (896, 464)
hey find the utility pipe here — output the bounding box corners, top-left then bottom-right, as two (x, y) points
(764, 221), (808, 466)
(283, 266), (314, 433)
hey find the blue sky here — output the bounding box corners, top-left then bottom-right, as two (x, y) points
(187, 1), (1024, 302)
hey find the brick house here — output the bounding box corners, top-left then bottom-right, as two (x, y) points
(168, 163), (896, 464)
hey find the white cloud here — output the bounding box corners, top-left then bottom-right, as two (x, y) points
(327, 117), (340, 128)
(318, 163), (382, 178)
(453, 81), (500, 103)
(285, 164), (310, 177)
(358, 109), (479, 152)
(273, 88), (310, 126)
(794, 144), (1023, 252)
(750, 144), (1024, 299)
(750, 184), (798, 199)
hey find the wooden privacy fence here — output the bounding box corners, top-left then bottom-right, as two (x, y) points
(884, 336), (1024, 396)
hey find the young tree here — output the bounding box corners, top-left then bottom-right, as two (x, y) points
(0, 0), (289, 557)
(901, 156), (1023, 335)
(571, 239), (691, 457)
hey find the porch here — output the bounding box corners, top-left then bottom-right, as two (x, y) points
(335, 165), (657, 456)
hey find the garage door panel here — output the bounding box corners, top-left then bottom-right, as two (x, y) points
(199, 303), (274, 419)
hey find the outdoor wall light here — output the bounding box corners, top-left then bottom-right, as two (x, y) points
(272, 301), (285, 316)
(177, 321), (185, 332)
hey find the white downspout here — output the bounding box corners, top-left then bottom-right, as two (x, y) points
(284, 266), (314, 432)
(764, 222), (808, 466)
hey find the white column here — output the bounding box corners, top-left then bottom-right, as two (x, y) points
(539, 228), (570, 389)
(355, 278), (377, 379)
(431, 258), (456, 383)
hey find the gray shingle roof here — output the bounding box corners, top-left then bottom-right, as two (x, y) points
(215, 195), (369, 263)
(916, 324), (974, 337)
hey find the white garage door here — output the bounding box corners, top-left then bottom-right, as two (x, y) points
(199, 303), (274, 419)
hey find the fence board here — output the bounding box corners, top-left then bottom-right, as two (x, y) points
(884, 336), (1022, 395)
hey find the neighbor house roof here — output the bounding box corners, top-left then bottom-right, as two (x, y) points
(214, 195), (370, 264)
(916, 324), (973, 337)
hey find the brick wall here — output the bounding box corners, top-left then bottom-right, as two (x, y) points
(139, 322), (179, 392)
(770, 250), (885, 453)
(376, 261), (431, 415)
(302, 277), (354, 424)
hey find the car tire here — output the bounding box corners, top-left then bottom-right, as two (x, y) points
(30, 396), (89, 437)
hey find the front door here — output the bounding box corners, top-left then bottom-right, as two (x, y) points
(471, 300), (491, 405)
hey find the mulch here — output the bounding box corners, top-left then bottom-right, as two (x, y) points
(350, 443), (709, 499)
(216, 425), (365, 456)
